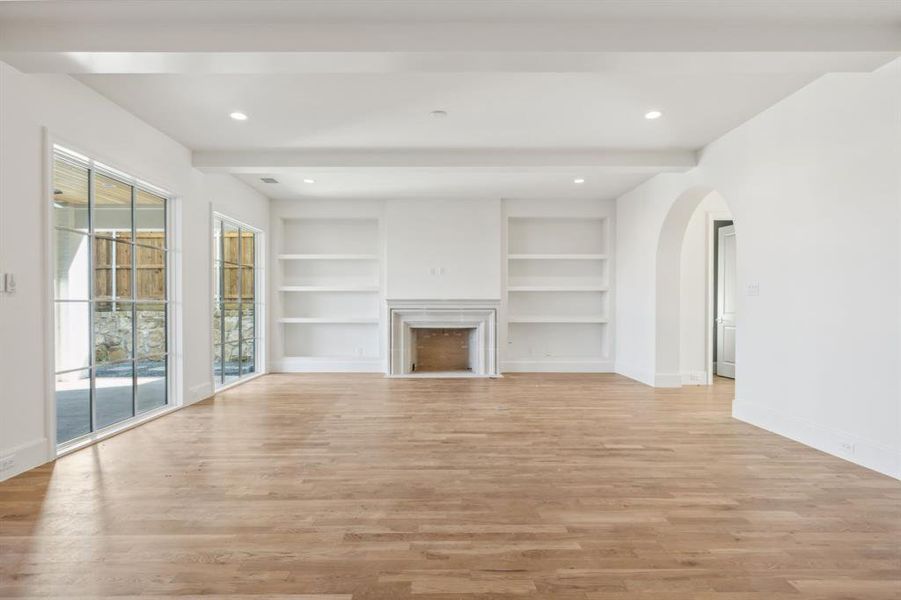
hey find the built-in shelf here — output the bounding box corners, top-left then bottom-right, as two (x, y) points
(508, 315), (608, 323)
(505, 211), (612, 372)
(501, 357), (612, 373)
(275, 214), (383, 371)
(507, 285), (608, 292)
(278, 254), (379, 261)
(279, 317), (379, 324)
(283, 356), (381, 361)
(508, 253), (608, 261)
(278, 355), (384, 373)
(278, 285), (380, 293)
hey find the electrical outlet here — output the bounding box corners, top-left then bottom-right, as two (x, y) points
(840, 441), (855, 455)
(0, 273), (15, 294)
(0, 455), (15, 472)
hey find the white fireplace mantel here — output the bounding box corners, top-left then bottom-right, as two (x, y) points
(387, 299), (500, 378)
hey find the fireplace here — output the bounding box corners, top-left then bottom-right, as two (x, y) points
(411, 327), (477, 373)
(387, 300), (499, 377)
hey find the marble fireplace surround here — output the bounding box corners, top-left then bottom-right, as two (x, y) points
(387, 299), (499, 377)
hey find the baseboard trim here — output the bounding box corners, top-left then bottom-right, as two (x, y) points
(209, 372), (266, 395)
(681, 370), (709, 385)
(733, 400), (900, 480)
(613, 362), (655, 386)
(0, 437), (49, 482)
(274, 358), (385, 373)
(187, 381), (213, 405)
(653, 372), (682, 388)
(501, 360), (613, 373)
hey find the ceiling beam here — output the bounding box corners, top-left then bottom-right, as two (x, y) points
(2, 51), (896, 75)
(192, 149), (698, 174)
(1, 21), (899, 54)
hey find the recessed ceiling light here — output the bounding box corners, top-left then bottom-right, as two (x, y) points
(303, 178), (315, 184)
(644, 110), (663, 120)
(229, 111), (248, 121)
(573, 178), (586, 184)
(430, 110), (448, 118)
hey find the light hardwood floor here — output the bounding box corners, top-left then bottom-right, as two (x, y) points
(2, 374), (900, 599)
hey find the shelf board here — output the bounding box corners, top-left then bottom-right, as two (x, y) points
(283, 355), (381, 359)
(277, 254), (379, 261)
(279, 356), (383, 370)
(507, 253), (608, 260)
(504, 356), (609, 361)
(501, 358), (612, 373)
(508, 315), (608, 324)
(507, 285), (608, 292)
(278, 285), (380, 292)
(279, 317), (379, 324)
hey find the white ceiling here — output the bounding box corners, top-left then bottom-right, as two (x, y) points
(237, 170), (653, 202)
(78, 72), (818, 152)
(77, 70), (822, 200)
(5, 0), (899, 202)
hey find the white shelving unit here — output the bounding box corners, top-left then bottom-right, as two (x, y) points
(279, 285), (380, 292)
(507, 315), (608, 323)
(278, 254), (379, 261)
(274, 215), (383, 371)
(507, 285), (609, 292)
(504, 211), (613, 372)
(278, 317), (380, 324)
(508, 253), (608, 261)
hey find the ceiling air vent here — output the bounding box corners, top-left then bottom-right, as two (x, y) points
(260, 177), (279, 184)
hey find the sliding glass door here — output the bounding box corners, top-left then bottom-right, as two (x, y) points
(52, 146), (169, 446)
(213, 216), (261, 388)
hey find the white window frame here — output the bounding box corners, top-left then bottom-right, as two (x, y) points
(211, 212), (266, 391)
(43, 132), (181, 458)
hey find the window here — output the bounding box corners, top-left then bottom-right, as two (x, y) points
(52, 146), (170, 446)
(213, 216), (261, 387)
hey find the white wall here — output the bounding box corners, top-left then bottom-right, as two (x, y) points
(0, 63), (269, 480)
(614, 174), (688, 385)
(386, 198), (501, 300)
(188, 174), (270, 399)
(679, 193), (731, 383)
(208, 174), (270, 232)
(615, 60), (901, 478)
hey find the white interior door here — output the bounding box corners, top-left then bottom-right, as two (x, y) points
(715, 225), (736, 378)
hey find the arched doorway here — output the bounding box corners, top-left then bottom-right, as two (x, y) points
(654, 186), (736, 387)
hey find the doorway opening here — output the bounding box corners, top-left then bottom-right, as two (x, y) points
(710, 220), (735, 380)
(658, 186), (737, 389)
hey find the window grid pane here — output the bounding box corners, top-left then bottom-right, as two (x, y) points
(95, 359), (135, 429)
(56, 368), (92, 444)
(54, 228), (91, 301)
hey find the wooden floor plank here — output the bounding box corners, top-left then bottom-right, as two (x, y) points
(1, 373), (899, 599)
